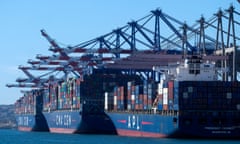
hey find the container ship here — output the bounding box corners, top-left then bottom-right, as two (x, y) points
(42, 77), (116, 134)
(8, 5), (240, 139)
(14, 89), (49, 132)
(101, 54), (240, 139)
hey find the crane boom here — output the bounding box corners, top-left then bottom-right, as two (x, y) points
(40, 29), (68, 57)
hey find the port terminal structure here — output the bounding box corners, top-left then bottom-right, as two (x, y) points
(6, 5), (240, 89)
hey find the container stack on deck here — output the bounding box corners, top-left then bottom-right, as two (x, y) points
(105, 77), (182, 112)
(43, 78), (82, 111)
(178, 81), (240, 110)
(15, 90), (38, 115)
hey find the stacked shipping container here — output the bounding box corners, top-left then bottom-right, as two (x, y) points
(114, 86), (124, 110)
(105, 79), (184, 112)
(43, 78), (82, 111)
(156, 80), (176, 111)
(105, 79), (181, 112)
(106, 80), (240, 112)
(179, 81), (240, 110)
(15, 90), (37, 114)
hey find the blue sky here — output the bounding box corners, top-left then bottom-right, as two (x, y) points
(0, 0), (239, 104)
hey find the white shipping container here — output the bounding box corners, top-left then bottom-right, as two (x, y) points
(114, 96), (117, 106)
(163, 88), (168, 104)
(104, 92), (108, 110)
(127, 81), (132, 87)
(127, 104), (131, 110)
(160, 79), (164, 85)
(158, 88), (163, 95)
(72, 104), (76, 108)
(131, 94), (135, 101)
(158, 82), (163, 89)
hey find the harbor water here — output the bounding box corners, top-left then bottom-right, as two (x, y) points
(0, 129), (239, 144)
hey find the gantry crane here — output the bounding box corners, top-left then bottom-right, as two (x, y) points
(7, 5), (240, 89)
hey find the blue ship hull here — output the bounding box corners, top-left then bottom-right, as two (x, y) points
(43, 111), (81, 133)
(106, 112), (177, 138)
(16, 114), (36, 131)
(43, 110), (116, 134)
(106, 112), (240, 138)
(16, 113), (49, 132)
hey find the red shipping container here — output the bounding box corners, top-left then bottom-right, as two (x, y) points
(135, 104), (139, 110)
(127, 89), (131, 101)
(143, 94), (148, 108)
(120, 86), (124, 102)
(163, 104), (168, 110)
(168, 88), (174, 99)
(168, 81), (174, 88)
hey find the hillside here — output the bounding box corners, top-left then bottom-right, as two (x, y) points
(0, 105), (16, 128)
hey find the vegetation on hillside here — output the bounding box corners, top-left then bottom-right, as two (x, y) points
(0, 105), (16, 128)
